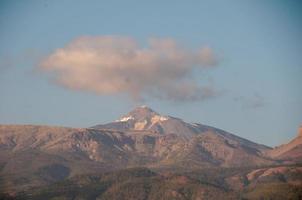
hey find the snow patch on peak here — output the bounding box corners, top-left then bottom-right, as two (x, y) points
(191, 123), (200, 127)
(134, 120), (148, 130)
(116, 116), (134, 122)
(151, 115), (169, 124)
(159, 116), (169, 121)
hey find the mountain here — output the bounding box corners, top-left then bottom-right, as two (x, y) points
(93, 106), (270, 152)
(92, 105), (201, 138)
(92, 106), (272, 167)
(1, 106), (301, 197)
(267, 126), (302, 162)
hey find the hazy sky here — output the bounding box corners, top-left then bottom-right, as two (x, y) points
(0, 0), (301, 146)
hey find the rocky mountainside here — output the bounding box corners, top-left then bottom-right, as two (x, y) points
(267, 126), (302, 162)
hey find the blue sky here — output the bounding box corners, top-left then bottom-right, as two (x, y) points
(0, 0), (301, 146)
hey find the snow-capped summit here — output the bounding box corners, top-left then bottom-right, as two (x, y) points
(111, 106), (172, 131)
(92, 106), (202, 137)
(116, 116), (134, 122)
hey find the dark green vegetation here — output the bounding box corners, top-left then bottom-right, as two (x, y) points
(244, 183), (302, 200)
(1, 166), (302, 200)
(1, 168), (237, 200)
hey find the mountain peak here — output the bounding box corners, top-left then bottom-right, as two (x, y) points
(116, 106), (159, 122)
(107, 106), (172, 131)
(139, 105), (151, 109)
(95, 106), (199, 137)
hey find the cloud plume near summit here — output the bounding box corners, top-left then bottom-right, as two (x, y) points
(40, 36), (219, 101)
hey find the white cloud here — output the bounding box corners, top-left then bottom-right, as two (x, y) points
(40, 36), (218, 101)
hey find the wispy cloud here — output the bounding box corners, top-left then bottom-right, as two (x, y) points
(39, 36), (219, 101)
(234, 93), (267, 109)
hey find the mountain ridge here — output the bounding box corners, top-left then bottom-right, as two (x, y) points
(267, 126), (302, 162)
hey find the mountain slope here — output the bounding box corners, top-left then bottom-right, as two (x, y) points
(7, 166), (302, 200)
(267, 126), (302, 162)
(24, 168), (239, 200)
